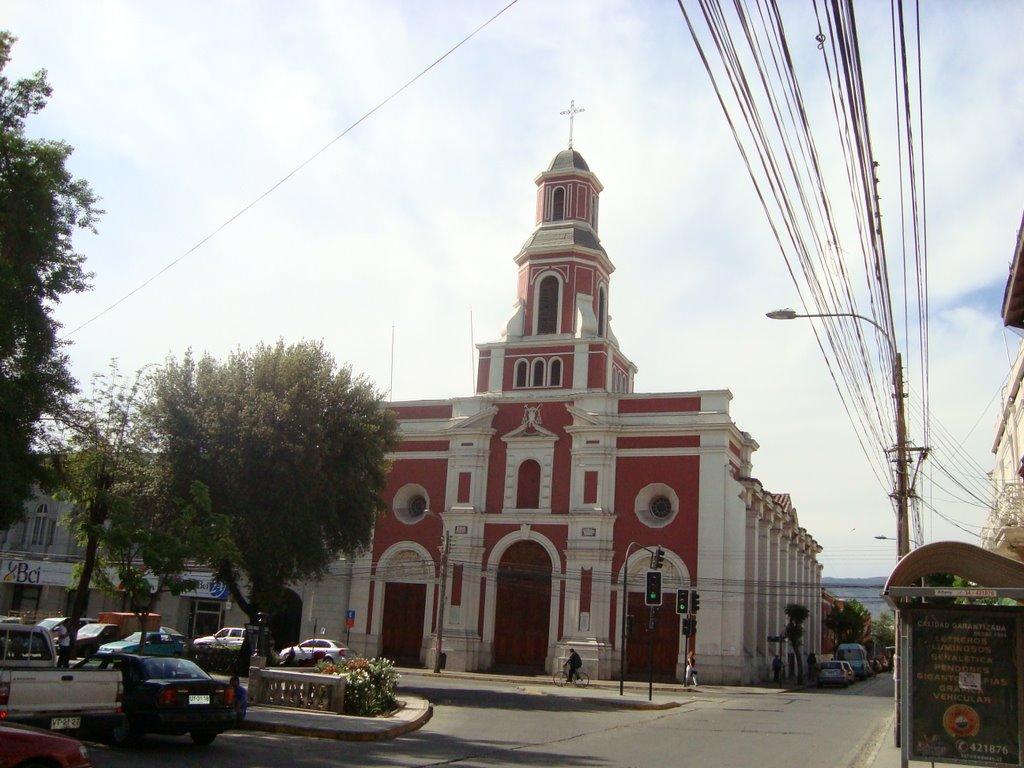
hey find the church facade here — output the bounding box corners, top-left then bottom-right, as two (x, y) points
(345, 148), (822, 684)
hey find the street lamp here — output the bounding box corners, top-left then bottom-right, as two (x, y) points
(421, 509), (452, 674)
(874, 534), (920, 547)
(766, 307), (910, 558)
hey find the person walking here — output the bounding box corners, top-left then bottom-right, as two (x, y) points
(53, 623), (71, 668)
(565, 648), (582, 683)
(685, 651), (698, 687)
(807, 652), (818, 683)
(771, 653), (783, 686)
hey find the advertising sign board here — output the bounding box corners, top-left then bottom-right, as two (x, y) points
(908, 607), (1022, 766)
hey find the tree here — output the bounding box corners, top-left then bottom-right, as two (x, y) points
(92, 481), (236, 654)
(824, 599), (871, 645)
(871, 610), (895, 653)
(150, 340), (398, 623)
(784, 603), (809, 684)
(57, 364), (159, 646)
(0, 31), (100, 528)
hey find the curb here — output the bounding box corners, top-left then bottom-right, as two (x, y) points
(587, 697), (684, 711)
(240, 699), (433, 742)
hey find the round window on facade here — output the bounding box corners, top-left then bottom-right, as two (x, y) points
(649, 496), (673, 519)
(407, 495), (427, 518)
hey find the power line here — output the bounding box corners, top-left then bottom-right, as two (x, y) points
(62, 0), (521, 338)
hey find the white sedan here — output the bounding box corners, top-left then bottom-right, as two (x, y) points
(278, 638), (347, 664)
(192, 627), (246, 649)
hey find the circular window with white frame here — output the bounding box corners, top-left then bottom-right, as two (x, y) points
(635, 483), (680, 528)
(393, 484), (430, 525)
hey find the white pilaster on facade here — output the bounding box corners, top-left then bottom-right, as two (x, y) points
(742, 505), (759, 674)
(756, 513), (770, 673)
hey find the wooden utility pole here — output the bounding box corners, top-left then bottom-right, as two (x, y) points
(433, 530), (451, 674)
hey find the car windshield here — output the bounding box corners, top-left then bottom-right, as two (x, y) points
(37, 618), (64, 630)
(820, 662), (841, 669)
(77, 624), (109, 638)
(139, 657), (209, 681)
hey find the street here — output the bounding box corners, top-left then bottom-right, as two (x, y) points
(86, 674), (894, 768)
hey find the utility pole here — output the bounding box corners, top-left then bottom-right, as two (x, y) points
(893, 353), (910, 559)
(433, 530), (451, 674)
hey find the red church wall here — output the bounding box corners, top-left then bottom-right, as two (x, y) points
(373, 457), (449, 557)
(588, 345), (607, 388)
(391, 404), (453, 420)
(617, 397), (701, 414)
(616, 436), (700, 449)
(484, 402), (574, 514)
(611, 454), (700, 579)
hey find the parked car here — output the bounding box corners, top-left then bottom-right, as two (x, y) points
(192, 627), (245, 649)
(835, 643), (872, 680)
(97, 628), (187, 657)
(1, 624), (124, 736)
(37, 618), (99, 633)
(72, 624), (122, 658)
(816, 660), (849, 688)
(0, 722), (93, 768)
(277, 638), (347, 665)
(76, 653), (235, 746)
(839, 660), (856, 684)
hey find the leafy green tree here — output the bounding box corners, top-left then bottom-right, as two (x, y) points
(0, 31), (100, 528)
(824, 599), (871, 645)
(784, 603), (809, 684)
(57, 364), (160, 644)
(92, 481), (236, 654)
(871, 610), (895, 652)
(149, 340), (398, 622)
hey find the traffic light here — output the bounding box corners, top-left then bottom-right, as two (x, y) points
(676, 588), (689, 615)
(644, 570), (662, 606)
(691, 591), (701, 612)
(650, 546), (665, 570)
(681, 617), (692, 637)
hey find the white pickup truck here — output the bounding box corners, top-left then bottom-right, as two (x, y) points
(0, 623), (124, 734)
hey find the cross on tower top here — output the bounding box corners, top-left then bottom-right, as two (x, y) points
(560, 99), (585, 149)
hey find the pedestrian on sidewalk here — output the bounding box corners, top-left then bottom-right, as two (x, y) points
(771, 653), (783, 686)
(685, 651), (698, 687)
(229, 675), (248, 722)
(807, 652), (818, 683)
(53, 624), (70, 668)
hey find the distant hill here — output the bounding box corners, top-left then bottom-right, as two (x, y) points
(822, 576), (889, 618)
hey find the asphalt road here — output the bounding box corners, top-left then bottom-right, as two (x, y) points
(86, 674), (894, 768)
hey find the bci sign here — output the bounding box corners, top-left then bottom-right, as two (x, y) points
(3, 560), (42, 584)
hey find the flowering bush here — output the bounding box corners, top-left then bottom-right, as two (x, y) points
(315, 656), (400, 716)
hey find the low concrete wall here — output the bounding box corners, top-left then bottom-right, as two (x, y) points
(249, 667), (346, 715)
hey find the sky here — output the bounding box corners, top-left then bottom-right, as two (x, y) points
(5, 0), (1023, 578)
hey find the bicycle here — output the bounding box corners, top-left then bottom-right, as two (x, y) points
(553, 666), (590, 688)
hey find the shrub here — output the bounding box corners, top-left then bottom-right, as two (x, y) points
(315, 656), (400, 716)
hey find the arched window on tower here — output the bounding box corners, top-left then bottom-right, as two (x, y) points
(597, 286), (607, 337)
(514, 359), (528, 388)
(552, 187), (565, 221)
(536, 275), (559, 334)
(549, 358), (562, 387)
(516, 459), (541, 509)
(532, 358), (545, 387)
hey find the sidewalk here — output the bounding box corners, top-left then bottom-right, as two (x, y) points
(395, 665), (809, 697)
(239, 695), (432, 741)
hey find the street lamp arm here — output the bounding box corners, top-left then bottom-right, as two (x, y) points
(766, 308), (895, 357)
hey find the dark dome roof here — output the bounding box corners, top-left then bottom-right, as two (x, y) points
(547, 149), (590, 173)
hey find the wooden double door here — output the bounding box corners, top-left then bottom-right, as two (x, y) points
(625, 592), (681, 680)
(380, 582), (427, 665)
(492, 541), (552, 671)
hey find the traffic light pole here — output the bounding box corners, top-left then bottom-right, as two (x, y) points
(433, 530), (451, 674)
(648, 607), (656, 702)
(620, 541), (659, 696)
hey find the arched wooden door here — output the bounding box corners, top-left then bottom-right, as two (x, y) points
(380, 582), (427, 666)
(492, 541), (552, 671)
(626, 592), (680, 681)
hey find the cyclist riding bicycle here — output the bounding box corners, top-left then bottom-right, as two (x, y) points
(565, 648), (582, 683)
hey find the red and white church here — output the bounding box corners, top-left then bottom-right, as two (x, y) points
(345, 146), (823, 684)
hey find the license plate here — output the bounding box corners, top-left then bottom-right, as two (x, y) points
(50, 716), (81, 730)
(188, 694), (211, 705)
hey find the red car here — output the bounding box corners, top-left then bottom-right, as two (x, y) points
(0, 723), (93, 768)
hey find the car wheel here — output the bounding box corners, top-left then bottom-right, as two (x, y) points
(324, 655), (335, 664)
(191, 731), (217, 746)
